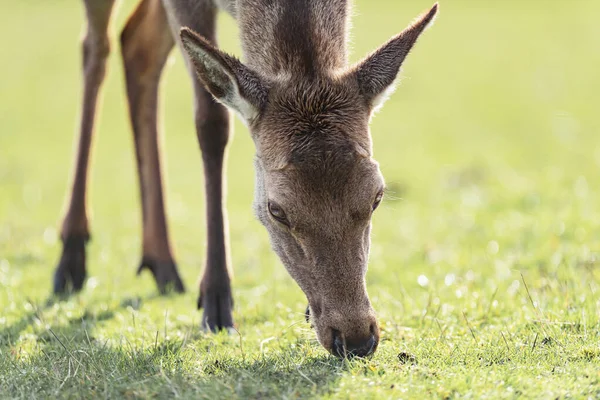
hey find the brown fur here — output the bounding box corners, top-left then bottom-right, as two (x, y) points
(56, 0), (437, 357)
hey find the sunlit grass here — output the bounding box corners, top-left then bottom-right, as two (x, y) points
(1, 0), (600, 398)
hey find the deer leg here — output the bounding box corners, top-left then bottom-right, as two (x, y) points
(164, 0), (233, 329)
(54, 0), (116, 294)
(193, 82), (233, 331)
(121, 0), (184, 294)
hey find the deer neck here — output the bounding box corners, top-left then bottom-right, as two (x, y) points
(237, 0), (350, 80)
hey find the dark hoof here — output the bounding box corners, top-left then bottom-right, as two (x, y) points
(198, 287), (234, 332)
(53, 235), (88, 294)
(137, 257), (185, 294)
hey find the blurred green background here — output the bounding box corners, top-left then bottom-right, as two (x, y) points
(1, 0), (599, 398)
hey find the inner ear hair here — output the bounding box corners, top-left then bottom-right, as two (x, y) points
(179, 27), (270, 121)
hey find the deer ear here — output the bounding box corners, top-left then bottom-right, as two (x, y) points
(349, 3), (438, 112)
(180, 27), (268, 122)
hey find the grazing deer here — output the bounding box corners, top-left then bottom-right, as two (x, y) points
(55, 0), (437, 357)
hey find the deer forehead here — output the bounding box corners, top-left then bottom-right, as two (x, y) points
(253, 85), (372, 167)
(263, 155), (383, 209)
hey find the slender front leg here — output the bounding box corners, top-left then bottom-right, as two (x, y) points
(121, 0), (184, 293)
(54, 0), (116, 293)
(193, 83), (233, 330)
(163, 0), (234, 329)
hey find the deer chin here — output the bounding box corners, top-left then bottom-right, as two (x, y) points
(307, 301), (380, 358)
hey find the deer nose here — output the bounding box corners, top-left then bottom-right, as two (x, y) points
(331, 328), (377, 358)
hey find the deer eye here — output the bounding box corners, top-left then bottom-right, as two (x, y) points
(372, 191), (384, 211)
(268, 201), (288, 225)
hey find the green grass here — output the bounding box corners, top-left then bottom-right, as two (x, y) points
(1, 0), (600, 398)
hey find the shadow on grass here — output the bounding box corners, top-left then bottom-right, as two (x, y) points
(0, 293), (130, 350)
(0, 297), (344, 399)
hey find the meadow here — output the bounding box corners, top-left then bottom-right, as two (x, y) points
(1, 0), (600, 398)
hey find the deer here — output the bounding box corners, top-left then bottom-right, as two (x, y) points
(55, 0), (437, 358)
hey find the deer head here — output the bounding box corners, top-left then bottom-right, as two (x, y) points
(180, 3), (438, 357)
